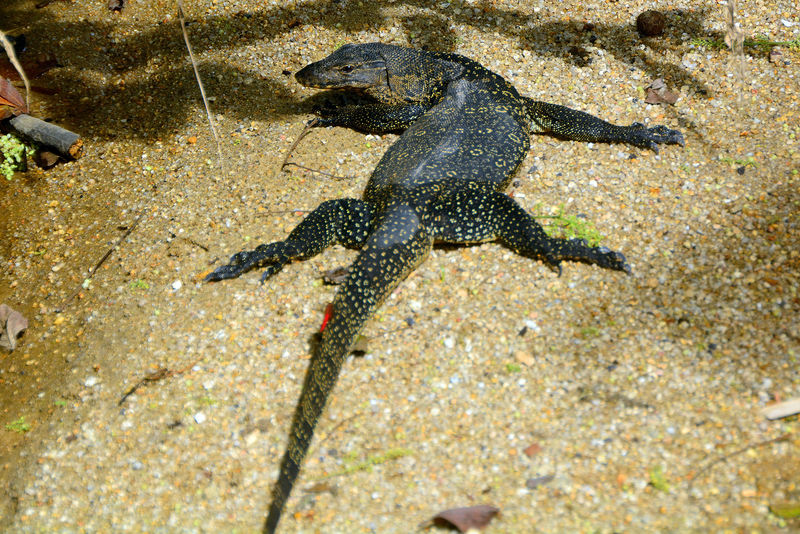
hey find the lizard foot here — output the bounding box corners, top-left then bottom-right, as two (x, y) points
(558, 238), (631, 274)
(628, 122), (685, 153)
(205, 244), (290, 283)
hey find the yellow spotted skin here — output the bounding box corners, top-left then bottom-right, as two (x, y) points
(206, 43), (683, 533)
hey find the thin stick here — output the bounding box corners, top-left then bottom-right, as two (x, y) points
(0, 30), (30, 112)
(688, 434), (790, 486)
(118, 357), (201, 406)
(279, 120), (316, 171)
(58, 213), (143, 311)
(283, 162), (350, 181)
(176, 0), (224, 172)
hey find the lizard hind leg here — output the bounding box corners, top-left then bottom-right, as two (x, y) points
(430, 184), (630, 274)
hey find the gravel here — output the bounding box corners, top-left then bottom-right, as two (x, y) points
(1, 0), (798, 532)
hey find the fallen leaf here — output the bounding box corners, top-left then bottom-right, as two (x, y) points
(523, 442), (542, 457)
(645, 78), (679, 105)
(0, 304), (28, 351)
(34, 150), (60, 168)
(428, 505), (500, 532)
(0, 76), (27, 118)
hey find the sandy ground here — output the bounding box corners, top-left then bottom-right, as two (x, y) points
(1, 0), (798, 532)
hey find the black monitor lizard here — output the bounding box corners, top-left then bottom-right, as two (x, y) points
(206, 43), (683, 533)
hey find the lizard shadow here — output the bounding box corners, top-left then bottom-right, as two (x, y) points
(4, 0), (713, 143)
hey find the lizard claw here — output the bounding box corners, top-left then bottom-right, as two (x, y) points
(628, 122), (684, 153)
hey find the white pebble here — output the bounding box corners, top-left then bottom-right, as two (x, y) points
(194, 412), (207, 424)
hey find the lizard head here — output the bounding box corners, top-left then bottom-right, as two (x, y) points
(295, 43), (389, 90)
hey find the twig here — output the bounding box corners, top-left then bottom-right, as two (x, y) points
(279, 120), (316, 171)
(118, 357), (200, 406)
(0, 30), (30, 112)
(178, 235), (209, 252)
(283, 162), (351, 181)
(688, 433), (790, 486)
(176, 0), (224, 173)
(58, 213), (143, 311)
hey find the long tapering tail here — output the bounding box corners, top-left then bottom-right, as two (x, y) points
(264, 205), (432, 533)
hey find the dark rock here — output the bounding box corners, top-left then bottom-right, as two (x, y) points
(637, 10), (666, 37)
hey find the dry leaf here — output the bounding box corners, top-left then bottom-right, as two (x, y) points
(523, 442), (542, 457)
(0, 76), (27, 117)
(0, 304), (28, 351)
(429, 505), (500, 532)
(645, 78), (679, 105)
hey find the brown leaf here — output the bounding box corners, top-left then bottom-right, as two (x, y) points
(523, 442), (542, 457)
(0, 76), (27, 115)
(430, 505), (500, 532)
(645, 78), (679, 105)
(0, 304), (29, 351)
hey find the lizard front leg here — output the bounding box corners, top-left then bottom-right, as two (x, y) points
(311, 100), (430, 133)
(205, 198), (375, 283)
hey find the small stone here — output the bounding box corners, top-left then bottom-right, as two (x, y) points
(171, 279), (182, 291)
(194, 412), (207, 424)
(768, 47), (783, 65)
(515, 350), (535, 366)
(526, 474), (555, 489)
(84, 376), (98, 387)
(637, 10), (666, 37)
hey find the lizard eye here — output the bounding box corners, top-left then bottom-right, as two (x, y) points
(341, 64), (355, 73)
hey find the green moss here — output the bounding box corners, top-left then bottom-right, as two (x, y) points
(0, 133), (28, 179)
(5, 416), (30, 433)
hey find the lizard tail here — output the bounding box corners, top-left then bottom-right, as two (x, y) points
(264, 204), (432, 533)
